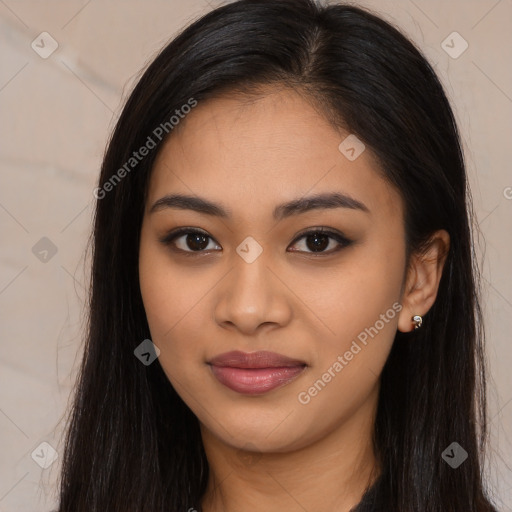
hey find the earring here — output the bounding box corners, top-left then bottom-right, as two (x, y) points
(412, 315), (423, 330)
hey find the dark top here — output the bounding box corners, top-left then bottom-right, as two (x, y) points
(350, 474), (383, 512)
(195, 475), (383, 512)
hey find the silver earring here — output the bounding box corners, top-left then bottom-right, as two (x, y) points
(412, 315), (423, 330)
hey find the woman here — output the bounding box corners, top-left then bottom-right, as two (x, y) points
(56, 0), (499, 510)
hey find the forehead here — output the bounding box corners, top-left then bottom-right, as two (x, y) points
(147, 88), (403, 222)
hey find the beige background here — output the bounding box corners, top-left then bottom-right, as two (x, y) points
(0, 0), (510, 510)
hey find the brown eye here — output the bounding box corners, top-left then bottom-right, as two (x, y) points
(159, 228), (221, 254)
(159, 226), (352, 257)
(180, 232), (210, 251)
(288, 228), (352, 255)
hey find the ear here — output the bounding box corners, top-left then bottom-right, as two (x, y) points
(397, 229), (450, 333)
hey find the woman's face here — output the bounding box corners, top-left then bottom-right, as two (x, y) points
(139, 88), (407, 453)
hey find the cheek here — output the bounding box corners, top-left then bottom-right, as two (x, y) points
(298, 241), (404, 342)
(139, 270), (203, 395)
(294, 236), (406, 404)
(138, 235), (214, 375)
(293, 260), (403, 422)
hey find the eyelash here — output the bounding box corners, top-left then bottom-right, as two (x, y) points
(158, 227), (353, 257)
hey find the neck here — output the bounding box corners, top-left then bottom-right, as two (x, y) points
(199, 387), (380, 512)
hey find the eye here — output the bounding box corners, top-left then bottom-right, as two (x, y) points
(288, 227), (353, 255)
(159, 227), (221, 255)
(159, 226), (352, 256)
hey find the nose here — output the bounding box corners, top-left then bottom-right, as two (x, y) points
(213, 251), (293, 336)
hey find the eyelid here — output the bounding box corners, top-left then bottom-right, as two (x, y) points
(159, 226), (353, 256)
(290, 226), (349, 244)
(288, 227), (353, 255)
(158, 227), (220, 255)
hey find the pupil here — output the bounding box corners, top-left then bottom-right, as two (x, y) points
(307, 232), (329, 252)
(187, 233), (209, 251)
(184, 232), (330, 252)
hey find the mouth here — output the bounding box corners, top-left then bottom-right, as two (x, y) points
(207, 350), (307, 395)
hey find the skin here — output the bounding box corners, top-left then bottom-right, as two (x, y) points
(138, 87), (449, 512)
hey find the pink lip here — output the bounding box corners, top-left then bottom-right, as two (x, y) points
(209, 350), (306, 368)
(208, 350), (307, 395)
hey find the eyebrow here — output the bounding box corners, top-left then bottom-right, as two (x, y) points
(149, 191), (370, 220)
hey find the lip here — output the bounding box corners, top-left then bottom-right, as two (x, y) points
(208, 350), (307, 395)
(209, 350), (306, 368)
